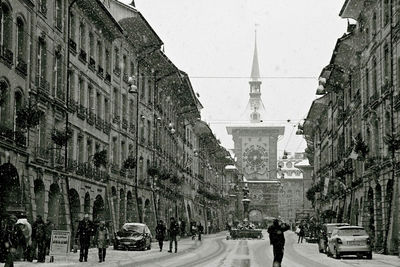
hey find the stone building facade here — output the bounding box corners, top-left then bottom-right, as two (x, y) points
(303, 0), (400, 254)
(0, 0), (232, 238)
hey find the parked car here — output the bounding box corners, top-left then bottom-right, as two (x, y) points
(327, 226), (372, 259)
(318, 223), (349, 253)
(114, 223), (152, 251)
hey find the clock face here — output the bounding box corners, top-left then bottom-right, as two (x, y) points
(243, 145), (269, 175)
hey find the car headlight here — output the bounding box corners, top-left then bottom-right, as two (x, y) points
(337, 238), (342, 244)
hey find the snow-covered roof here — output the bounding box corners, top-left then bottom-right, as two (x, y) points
(294, 159), (310, 167)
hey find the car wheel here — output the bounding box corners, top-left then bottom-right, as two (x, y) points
(147, 243), (151, 250)
(366, 252), (372, 259)
(114, 244), (118, 250)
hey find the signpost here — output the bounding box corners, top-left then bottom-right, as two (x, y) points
(50, 230), (71, 261)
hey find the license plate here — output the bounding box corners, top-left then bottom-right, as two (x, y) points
(348, 241), (364, 246)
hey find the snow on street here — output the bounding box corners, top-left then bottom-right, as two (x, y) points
(14, 231), (399, 267)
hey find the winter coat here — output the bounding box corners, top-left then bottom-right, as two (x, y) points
(16, 219), (32, 246)
(169, 221), (179, 237)
(155, 223), (166, 241)
(95, 226), (109, 249)
(32, 218), (46, 242)
(76, 219), (93, 243)
(267, 223), (290, 247)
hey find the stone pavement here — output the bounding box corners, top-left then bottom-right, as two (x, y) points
(13, 235), (209, 267)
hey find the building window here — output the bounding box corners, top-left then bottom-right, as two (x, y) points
(0, 2), (13, 50)
(79, 78), (85, 106)
(105, 48), (110, 74)
(114, 47), (120, 74)
(372, 12), (377, 35)
(70, 12), (76, 40)
(89, 32), (94, 59)
(16, 18), (26, 64)
(384, 44), (390, 83)
(122, 94), (127, 119)
(112, 137), (118, 164)
(55, 0), (63, 30)
(37, 39), (47, 83)
(121, 140), (126, 163)
(69, 72), (75, 101)
(96, 92), (102, 118)
(79, 23), (85, 51)
(78, 136), (84, 163)
(372, 58), (377, 95)
(97, 40), (102, 67)
(129, 99), (134, 125)
(384, 0), (390, 26)
(88, 85), (94, 112)
(113, 88), (119, 117)
(130, 61), (135, 76)
(122, 55), (127, 76)
(54, 54), (63, 99)
(365, 68), (369, 102)
(105, 98), (110, 123)
(0, 80), (10, 123)
(38, 115), (47, 150)
(147, 120), (151, 144)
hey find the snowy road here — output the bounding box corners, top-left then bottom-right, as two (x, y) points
(15, 231), (399, 267)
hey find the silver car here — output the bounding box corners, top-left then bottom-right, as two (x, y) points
(327, 226), (372, 259)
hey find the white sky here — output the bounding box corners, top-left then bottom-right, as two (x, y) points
(119, 0), (348, 156)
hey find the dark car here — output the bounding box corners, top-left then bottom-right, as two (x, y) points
(114, 223), (152, 251)
(318, 223), (349, 253)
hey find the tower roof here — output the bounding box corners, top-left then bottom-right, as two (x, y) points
(250, 31), (260, 81)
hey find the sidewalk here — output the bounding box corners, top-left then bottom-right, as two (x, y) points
(287, 231), (400, 267)
(13, 234), (210, 267)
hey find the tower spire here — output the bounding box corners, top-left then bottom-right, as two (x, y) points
(250, 28), (260, 81)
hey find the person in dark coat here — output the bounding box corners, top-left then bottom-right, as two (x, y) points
(76, 214), (93, 262)
(94, 221), (109, 262)
(197, 223), (204, 241)
(3, 215), (23, 267)
(45, 220), (54, 256)
(167, 217), (179, 253)
(180, 219), (186, 237)
(298, 223), (305, 243)
(32, 215), (47, 263)
(267, 218), (290, 267)
(155, 220), (166, 252)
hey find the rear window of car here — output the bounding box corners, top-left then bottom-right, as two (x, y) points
(338, 228), (367, 236)
(122, 224), (145, 233)
(326, 224), (348, 234)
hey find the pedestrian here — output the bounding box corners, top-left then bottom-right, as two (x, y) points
(180, 219), (186, 237)
(45, 219), (55, 262)
(76, 214), (93, 262)
(197, 222), (204, 241)
(267, 218), (290, 267)
(16, 217), (32, 262)
(155, 220), (166, 252)
(298, 224), (305, 244)
(3, 215), (23, 267)
(190, 222), (197, 240)
(32, 215), (47, 263)
(167, 217), (179, 253)
(94, 221), (109, 263)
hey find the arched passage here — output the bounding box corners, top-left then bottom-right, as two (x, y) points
(385, 179), (394, 229)
(126, 191), (135, 222)
(93, 195), (105, 222)
(0, 163), (21, 218)
(367, 187), (375, 246)
(119, 189), (125, 228)
(34, 179), (45, 218)
(187, 204), (192, 223)
(84, 192), (90, 215)
(144, 199), (154, 231)
(69, 189), (80, 238)
(375, 184), (383, 249)
(48, 183), (61, 228)
(137, 197), (143, 222)
(353, 199), (359, 225)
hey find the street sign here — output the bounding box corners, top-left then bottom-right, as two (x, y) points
(50, 230), (71, 256)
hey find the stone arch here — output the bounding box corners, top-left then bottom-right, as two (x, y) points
(366, 187), (375, 245)
(93, 194), (105, 222)
(119, 189), (125, 228)
(187, 204), (192, 222)
(48, 183), (61, 228)
(126, 191), (135, 222)
(353, 199), (359, 225)
(385, 179), (393, 229)
(69, 189), (80, 238)
(84, 192), (90, 215)
(34, 179), (45, 218)
(375, 183), (383, 249)
(111, 186), (117, 221)
(0, 163), (21, 218)
(137, 197), (143, 222)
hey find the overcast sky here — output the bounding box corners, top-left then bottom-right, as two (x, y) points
(120, 0), (348, 157)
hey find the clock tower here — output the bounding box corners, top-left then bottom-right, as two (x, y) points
(226, 31), (284, 221)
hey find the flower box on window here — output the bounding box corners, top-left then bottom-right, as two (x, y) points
(87, 111), (95, 125)
(105, 73), (111, 84)
(69, 39), (77, 54)
(89, 57), (96, 71)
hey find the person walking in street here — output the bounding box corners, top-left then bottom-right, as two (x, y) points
(16, 217), (32, 262)
(297, 223), (305, 244)
(167, 217), (179, 253)
(190, 222), (197, 240)
(155, 220), (166, 252)
(197, 222), (204, 241)
(267, 218), (290, 267)
(3, 215), (23, 267)
(94, 221), (109, 263)
(180, 219), (186, 237)
(76, 214), (93, 262)
(32, 215), (47, 263)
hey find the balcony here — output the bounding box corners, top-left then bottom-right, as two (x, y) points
(34, 147), (51, 161)
(113, 67), (121, 77)
(97, 66), (104, 78)
(77, 105), (87, 120)
(105, 73), (111, 84)
(78, 49), (87, 63)
(35, 75), (50, 94)
(68, 98), (77, 113)
(68, 160), (109, 182)
(16, 59), (27, 76)
(103, 122), (111, 134)
(89, 57), (96, 71)
(122, 118), (128, 130)
(69, 39), (77, 54)
(87, 110), (95, 125)
(95, 116), (103, 130)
